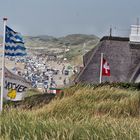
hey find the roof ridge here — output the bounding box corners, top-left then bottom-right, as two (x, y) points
(74, 42), (102, 83)
(100, 36), (129, 42)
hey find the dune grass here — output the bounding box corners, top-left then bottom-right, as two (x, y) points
(0, 84), (140, 140)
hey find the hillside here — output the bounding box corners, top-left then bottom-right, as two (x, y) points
(1, 83), (140, 140)
(58, 34), (98, 46)
(25, 34), (99, 48)
(25, 34), (99, 62)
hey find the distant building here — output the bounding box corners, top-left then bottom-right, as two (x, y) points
(75, 25), (140, 83)
(47, 54), (57, 61)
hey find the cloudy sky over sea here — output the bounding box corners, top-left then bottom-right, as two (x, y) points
(0, 0), (139, 37)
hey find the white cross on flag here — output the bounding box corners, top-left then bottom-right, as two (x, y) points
(102, 58), (110, 76)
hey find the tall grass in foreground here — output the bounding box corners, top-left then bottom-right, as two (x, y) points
(0, 85), (140, 140)
(1, 112), (140, 140)
(46, 86), (140, 118)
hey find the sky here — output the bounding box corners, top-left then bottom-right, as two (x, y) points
(0, 0), (140, 37)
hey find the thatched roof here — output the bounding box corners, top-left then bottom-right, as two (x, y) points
(75, 36), (140, 83)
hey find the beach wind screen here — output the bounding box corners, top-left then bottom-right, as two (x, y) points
(4, 67), (31, 101)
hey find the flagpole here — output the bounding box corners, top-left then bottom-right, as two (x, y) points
(0, 18), (7, 112)
(99, 53), (103, 84)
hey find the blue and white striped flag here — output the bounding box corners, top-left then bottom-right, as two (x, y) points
(5, 26), (26, 56)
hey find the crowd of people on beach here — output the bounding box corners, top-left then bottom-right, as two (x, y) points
(8, 54), (76, 92)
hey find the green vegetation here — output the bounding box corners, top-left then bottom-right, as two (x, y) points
(65, 44), (97, 66)
(0, 84), (140, 140)
(24, 34), (99, 65)
(25, 34), (99, 48)
(59, 34), (99, 46)
(65, 46), (83, 61)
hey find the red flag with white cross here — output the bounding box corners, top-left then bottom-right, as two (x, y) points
(102, 58), (110, 76)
